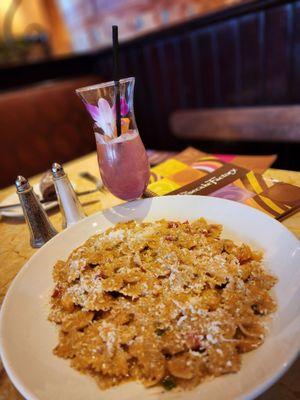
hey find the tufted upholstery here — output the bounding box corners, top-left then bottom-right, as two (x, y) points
(0, 76), (101, 188)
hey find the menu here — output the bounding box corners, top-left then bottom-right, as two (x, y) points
(145, 147), (300, 222)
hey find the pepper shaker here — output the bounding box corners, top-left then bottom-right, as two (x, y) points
(15, 176), (57, 248)
(51, 163), (86, 228)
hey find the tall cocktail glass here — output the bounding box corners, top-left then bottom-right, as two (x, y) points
(76, 77), (150, 201)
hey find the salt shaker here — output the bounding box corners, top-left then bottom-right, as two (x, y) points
(15, 176), (57, 248)
(51, 163), (86, 228)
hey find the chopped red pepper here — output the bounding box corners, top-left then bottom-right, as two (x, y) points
(168, 221), (179, 228)
(186, 332), (203, 350)
(52, 284), (62, 298)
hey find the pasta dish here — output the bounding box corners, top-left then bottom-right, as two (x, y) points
(49, 219), (277, 390)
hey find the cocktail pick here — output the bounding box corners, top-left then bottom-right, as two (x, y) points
(112, 25), (121, 137)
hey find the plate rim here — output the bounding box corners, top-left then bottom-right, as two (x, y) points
(0, 195), (299, 400)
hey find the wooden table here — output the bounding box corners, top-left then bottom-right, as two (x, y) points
(0, 152), (299, 400)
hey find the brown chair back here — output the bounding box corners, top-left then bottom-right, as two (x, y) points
(170, 106), (300, 143)
(0, 76), (100, 188)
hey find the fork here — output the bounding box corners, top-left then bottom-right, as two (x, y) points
(79, 172), (106, 193)
(0, 173), (106, 211)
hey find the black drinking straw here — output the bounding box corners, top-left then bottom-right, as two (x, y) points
(112, 25), (121, 137)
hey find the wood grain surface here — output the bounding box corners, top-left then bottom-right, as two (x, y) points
(0, 152), (299, 400)
(170, 106), (300, 142)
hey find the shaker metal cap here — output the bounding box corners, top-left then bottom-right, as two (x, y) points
(15, 175), (30, 192)
(51, 163), (65, 179)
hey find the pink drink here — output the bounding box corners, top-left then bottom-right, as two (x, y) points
(76, 77), (149, 201)
(96, 130), (150, 200)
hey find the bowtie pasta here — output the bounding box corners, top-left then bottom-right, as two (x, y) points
(49, 219), (277, 391)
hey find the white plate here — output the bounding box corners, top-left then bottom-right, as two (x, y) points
(0, 196), (299, 400)
(0, 184), (57, 218)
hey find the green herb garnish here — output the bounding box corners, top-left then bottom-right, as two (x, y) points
(162, 376), (176, 391)
(155, 328), (167, 336)
(251, 304), (261, 314)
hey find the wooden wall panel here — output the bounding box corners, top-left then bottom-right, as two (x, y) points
(216, 21), (240, 106)
(194, 30), (216, 107)
(264, 4), (291, 103)
(291, 1), (300, 102)
(238, 14), (263, 105)
(178, 35), (200, 107)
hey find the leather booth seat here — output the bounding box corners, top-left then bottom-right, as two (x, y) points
(0, 76), (100, 188)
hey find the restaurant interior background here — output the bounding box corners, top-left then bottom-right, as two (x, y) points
(0, 0), (300, 189)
